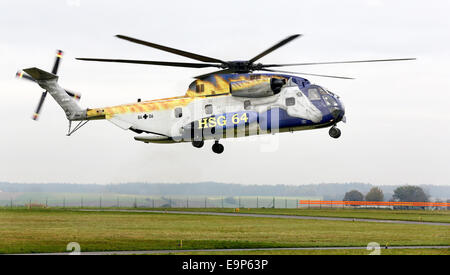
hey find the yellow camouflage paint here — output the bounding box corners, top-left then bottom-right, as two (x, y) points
(185, 75), (231, 97)
(229, 77), (270, 92)
(86, 74), (284, 120)
(86, 95), (196, 120)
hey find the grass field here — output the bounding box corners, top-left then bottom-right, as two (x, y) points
(0, 208), (448, 254)
(164, 248), (450, 255)
(141, 207), (450, 223)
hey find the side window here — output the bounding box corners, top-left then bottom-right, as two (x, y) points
(308, 88), (321, 100)
(205, 104), (213, 115)
(285, 97), (295, 106)
(244, 100), (251, 110)
(174, 107), (182, 118)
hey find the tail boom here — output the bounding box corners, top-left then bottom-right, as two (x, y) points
(23, 67), (87, 121)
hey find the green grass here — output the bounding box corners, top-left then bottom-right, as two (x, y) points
(128, 207), (450, 223)
(163, 248), (450, 255)
(0, 208), (448, 254)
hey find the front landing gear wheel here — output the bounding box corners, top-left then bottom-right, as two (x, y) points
(212, 141), (224, 154)
(329, 127), (341, 139)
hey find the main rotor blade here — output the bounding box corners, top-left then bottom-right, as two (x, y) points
(116, 34), (226, 64)
(194, 68), (235, 79)
(262, 58), (416, 68)
(76, 58), (222, 68)
(259, 68), (354, 80)
(248, 34), (302, 64)
(32, 91), (47, 120)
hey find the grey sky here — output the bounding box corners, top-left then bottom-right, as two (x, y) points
(1, 0), (449, 185)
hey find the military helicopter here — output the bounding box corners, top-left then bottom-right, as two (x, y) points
(17, 34), (415, 154)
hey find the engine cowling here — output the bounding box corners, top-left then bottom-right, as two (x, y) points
(230, 78), (286, 98)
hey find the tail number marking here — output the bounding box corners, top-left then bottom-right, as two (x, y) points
(198, 113), (248, 129)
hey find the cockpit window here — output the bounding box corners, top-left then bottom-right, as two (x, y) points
(322, 95), (338, 107)
(308, 88), (321, 100)
(326, 89), (336, 97)
(318, 87), (327, 95)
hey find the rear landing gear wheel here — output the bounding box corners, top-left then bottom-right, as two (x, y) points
(329, 127), (341, 139)
(212, 141), (224, 154)
(192, 140), (204, 148)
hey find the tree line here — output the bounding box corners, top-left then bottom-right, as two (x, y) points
(343, 185), (429, 202)
(0, 182), (448, 202)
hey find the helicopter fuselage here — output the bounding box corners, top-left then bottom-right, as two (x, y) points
(85, 73), (345, 144)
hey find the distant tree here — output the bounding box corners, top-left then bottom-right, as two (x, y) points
(343, 190), (364, 201)
(365, 187), (384, 201)
(393, 186), (429, 202)
(224, 197), (237, 205)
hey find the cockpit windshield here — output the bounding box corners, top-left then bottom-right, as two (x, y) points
(308, 85), (339, 106)
(307, 88), (321, 100)
(322, 94), (338, 107)
(317, 87), (328, 95)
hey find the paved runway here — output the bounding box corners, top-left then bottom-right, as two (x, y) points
(80, 209), (450, 226)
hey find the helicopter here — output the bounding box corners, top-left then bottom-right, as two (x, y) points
(17, 34), (415, 154)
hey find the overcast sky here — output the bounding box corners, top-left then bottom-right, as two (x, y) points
(1, 0), (449, 186)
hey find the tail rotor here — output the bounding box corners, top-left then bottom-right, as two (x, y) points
(16, 50), (81, 120)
